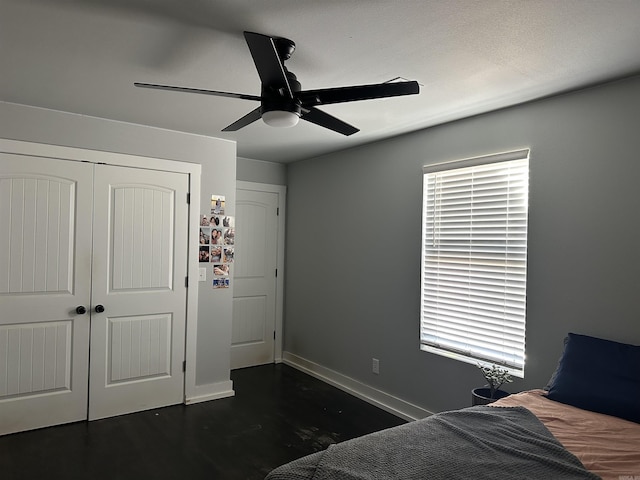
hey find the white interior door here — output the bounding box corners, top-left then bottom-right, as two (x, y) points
(88, 164), (189, 420)
(0, 154), (93, 435)
(231, 189), (279, 369)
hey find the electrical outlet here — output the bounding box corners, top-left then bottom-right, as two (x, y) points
(372, 358), (380, 374)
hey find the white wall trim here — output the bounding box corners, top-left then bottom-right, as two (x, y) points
(0, 138), (200, 172)
(283, 352), (432, 421)
(185, 380), (235, 405)
(184, 170), (203, 404)
(236, 181), (286, 363)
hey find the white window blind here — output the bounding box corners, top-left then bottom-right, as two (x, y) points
(420, 149), (530, 375)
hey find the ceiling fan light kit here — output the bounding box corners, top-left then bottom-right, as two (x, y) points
(135, 31), (420, 135)
(262, 110), (300, 128)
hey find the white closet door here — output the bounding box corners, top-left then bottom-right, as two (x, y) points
(88, 164), (189, 420)
(0, 154), (93, 435)
(231, 189), (278, 369)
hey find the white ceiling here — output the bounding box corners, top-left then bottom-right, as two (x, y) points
(2, 0), (640, 163)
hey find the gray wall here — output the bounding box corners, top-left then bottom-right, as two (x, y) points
(237, 156), (287, 185)
(284, 75), (640, 414)
(0, 102), (237, 390)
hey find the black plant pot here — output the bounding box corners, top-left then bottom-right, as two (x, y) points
(471, 387), (509, 406)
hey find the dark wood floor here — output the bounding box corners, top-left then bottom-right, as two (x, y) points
(0, 364), (406, 479)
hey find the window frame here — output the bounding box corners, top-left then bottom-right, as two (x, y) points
(420, 149), (530, 377)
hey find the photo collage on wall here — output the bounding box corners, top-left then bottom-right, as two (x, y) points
(199, 195), (235, 289)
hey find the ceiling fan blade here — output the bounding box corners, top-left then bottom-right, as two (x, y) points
(221, 106), (263, 132)
(301, 107), (359, 136)
(243, 31), (293, 98)
(298, 81), (419, 107)
(134, 82), (261, 101)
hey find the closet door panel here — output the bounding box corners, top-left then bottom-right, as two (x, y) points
(89, 164), (189, 420)
(0, 153), (92, 435)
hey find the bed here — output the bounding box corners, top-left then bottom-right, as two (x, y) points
(265, 333), (640, 480)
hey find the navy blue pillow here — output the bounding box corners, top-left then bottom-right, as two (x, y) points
(544, 336), (569, 391)
(546, 333), (640, 424)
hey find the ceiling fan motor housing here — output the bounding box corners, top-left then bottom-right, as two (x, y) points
(261, 69), (302, 116)
(273, 37), (296, 61)
(261, 97), (302, 116)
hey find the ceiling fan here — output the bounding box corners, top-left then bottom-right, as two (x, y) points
(135, 31), (420, 136)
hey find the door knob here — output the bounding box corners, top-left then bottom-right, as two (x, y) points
(94, 305), (105, 313)
(75, 306), (87, 315)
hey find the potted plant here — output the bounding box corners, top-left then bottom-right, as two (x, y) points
(471, 364), (513, 406)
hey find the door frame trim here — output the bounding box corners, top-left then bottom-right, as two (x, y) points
(236, 181), (286, 363)
(0, 138), (202, 403)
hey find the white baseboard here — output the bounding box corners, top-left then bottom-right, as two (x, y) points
(283, 352), (432, 421)
(185, 380), (235, 405)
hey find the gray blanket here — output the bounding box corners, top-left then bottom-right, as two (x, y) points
(265, 406), (601, 480)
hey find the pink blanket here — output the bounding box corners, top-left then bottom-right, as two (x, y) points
(492, 390), (640, 480)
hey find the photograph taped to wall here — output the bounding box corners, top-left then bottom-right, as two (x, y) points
(223, 227), (235, 245)
(222, 215), (234, 228)
(200, 215), (209, 226)
(223, 247), (234, 263)
(210, 245), (222, 263)
(213, 264), (230, 276)
(199, 246), (210, 263)
(210, 227), (223, 245)
(199, 227), (210, 245)
(212, 277), (229, 289)
(211, 195), (225, 215)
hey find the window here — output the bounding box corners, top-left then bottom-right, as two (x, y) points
(420, 149), (530, 376)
